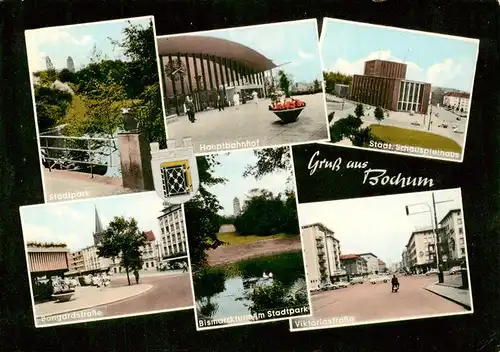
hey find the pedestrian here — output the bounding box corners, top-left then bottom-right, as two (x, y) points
(391, 274), (399, 293)
(185, 95), (196, 122)
(217, 94), (225, 111)
(182, 262), (188, 273)
(233, 92), (240, 110)
(133, 269), (139, 284)
(251, 90), (259, 107)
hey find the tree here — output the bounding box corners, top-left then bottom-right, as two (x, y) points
(58, 69), (78, 84)
(243, 147), (291, 182)
(354, 103), (365, 118)
(313, 79), (321, 92)
(374, 106), (385, 124)
(323, 71), (353, 95)
(278, 70), (291, 98)
(329, 114), (363, 143)
(97, 216), (147, 286)
(351, 127), (373, 147)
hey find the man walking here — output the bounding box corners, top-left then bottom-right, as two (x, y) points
(217, 94), (225, 111)
(391, 274), (399, 292)
(233, 92), (240, 110)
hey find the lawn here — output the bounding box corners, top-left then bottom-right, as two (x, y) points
(216, 232), (297, 245)
(369, 125), (462, 152)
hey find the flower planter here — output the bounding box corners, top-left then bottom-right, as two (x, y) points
(271, 107), (305, 123)
(52, 292), (75, 302)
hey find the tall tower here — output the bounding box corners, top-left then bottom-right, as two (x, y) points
(233, 197), (241, 216)
(93, 206), (105, 246)
(45, 56), (54, 71)
(67, 56), (75, 72)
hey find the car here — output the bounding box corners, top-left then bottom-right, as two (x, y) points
(333, 281), (349, 289)
(438, 123), (448, 128)
(409, 110), (415, 116)
(411, 121), (420, 126)
(321, 283), (336, 291)
(456, 117), (461, 121)
(350, 277), (365, 285)
(370, 275), (390, 284)
(435, 113), (440, 117)
(454, 128), (464, 134)
(426, 269), (439, 276)
(449, 266), (463, 275)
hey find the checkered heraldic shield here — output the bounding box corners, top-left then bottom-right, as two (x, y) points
(160, 160), (192, 197)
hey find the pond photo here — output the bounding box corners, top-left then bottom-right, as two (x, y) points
(184, 146), (311, 330)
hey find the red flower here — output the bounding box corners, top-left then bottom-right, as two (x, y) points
(271, 98), (306, 111)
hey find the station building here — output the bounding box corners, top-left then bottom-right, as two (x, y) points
(157, 35), (278, 115)
(350, 59), (431, 114)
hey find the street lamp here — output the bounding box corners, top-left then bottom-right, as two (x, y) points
(427, 104), (433, 131)
(405, 201), (443, 283)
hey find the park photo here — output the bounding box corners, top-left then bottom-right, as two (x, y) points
(183, 146), (311, 330)
(290, 188), (473, 332)
(320, 18), (479, 162)
(26, 16), (168, 203)
(157, 19), (330, 154)
(19, 192), (193, 327)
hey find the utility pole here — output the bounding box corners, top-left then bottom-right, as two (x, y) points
(431, 192), (454, 283)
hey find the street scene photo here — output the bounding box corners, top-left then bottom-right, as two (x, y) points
(19, 192), (193, 327)
(290, 188), (473, 331)
(157, 19), (329, 154)
(184, 146), (310, 330)
(321, 18), (479, 162)
(26, 17), (168, 203)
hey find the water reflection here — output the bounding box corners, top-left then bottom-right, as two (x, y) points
(194, 251), (308, 322)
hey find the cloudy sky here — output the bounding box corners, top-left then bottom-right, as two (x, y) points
(25, 16), (153, 73)
(206, 148), (293, 216)
(320, 19), (479, 92)
(20, 192), (165, 251)
(298, 189), (463, 266)
(193, 19), (323, 83)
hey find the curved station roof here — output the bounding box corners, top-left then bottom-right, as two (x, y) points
(157, 35), (277, 73)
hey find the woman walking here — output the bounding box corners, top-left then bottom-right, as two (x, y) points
(186, 95), (196, 122)
(233, 92), (240, 110)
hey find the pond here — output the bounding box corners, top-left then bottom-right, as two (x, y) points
(193, 251), (309, 326)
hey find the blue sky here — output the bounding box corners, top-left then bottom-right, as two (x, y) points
(298, 189), (464, 265)
(205, 148), (293, 216)
(20, 192), (165, 251)
(195, 19), (323, 83)
(25, 16), (154, 73)
(321, 19), (479, 92)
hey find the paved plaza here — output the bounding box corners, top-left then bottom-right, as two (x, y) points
(307, 275), (468, 324)
(43, 168), (133, 202)
(166, 93), (329, 154)
(35, 272), (192, 325)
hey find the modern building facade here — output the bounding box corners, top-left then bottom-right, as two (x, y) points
(439, 209), (466, 268)
(339, 254), (368, 276)
(157, 35), (277, 115)
(350, 59), (431, 114)
(443, 92), (470, 113)
(377, 259), (387, 273)
(358, 252), (380, 274)
(233, 197), (241, 216)
(406, 228), (437, 273)
(302, 223), (342, 290)
(27, 244), (70, 277)
(334, 83), (350, 98)
(67, 56), (75, 72)
(401, 246), (410, 272)
(158, 203), (187, 258)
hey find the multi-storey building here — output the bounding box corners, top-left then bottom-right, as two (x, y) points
(439, 208), (466, 268)
(350, 59), (431, 114)
(443, 92), (470, 113)
(158, 203), (187, 258)
(233, 197), (241, 216)
(27, 243), (70, 277)
(401, 245), (410, 272)
(377, 259), (387, 273)
(141, 230), (161, 270)
(339, 254), (368, 276)
(302, 223), (342, 290)
(358, 253), (380, 274)
(66, 56), (75, 73)
(407, 228), (437, 273)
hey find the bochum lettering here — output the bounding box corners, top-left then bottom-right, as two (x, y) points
(362, 169), (434, 188)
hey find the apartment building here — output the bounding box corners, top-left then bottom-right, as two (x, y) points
(358, 253), (380, 274)
(439, 208), (466, 267)
(339, 254), (368, 276)
(158, 204), (187, 258)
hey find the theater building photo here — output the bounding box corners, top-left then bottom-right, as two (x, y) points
(321, 18), (479, 162)
(157, 19), (329, 154)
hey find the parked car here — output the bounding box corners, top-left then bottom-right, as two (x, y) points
(438, 123), (448, 128)
(321, 283), (336, 291)
(454, 128), (464, 134)
(350, 277), (365, 285)
(426, 269), (439, 276)
(449, 266), (462, 275)
(411, 121), (420, 126)
(333, 281), (349, 289)
(456, 117), (461, 121)
(435, 113), (440, 117)
(409, 110), (415, 116)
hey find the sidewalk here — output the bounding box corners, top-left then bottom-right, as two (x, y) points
(425, 284), (472, 310)
(34, 284), (152, 317)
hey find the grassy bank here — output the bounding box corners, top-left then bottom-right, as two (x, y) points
(216, 232), (298, 245)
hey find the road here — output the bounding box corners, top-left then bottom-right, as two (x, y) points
(165, 93), (329, 154)
(310, 275), (466, 322)
(104, 272), (193, 316)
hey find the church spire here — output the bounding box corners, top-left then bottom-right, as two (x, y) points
(94, 206), (104, 234)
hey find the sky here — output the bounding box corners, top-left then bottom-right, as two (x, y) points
(194, 19), (323, 83)
(20, 192), (165, 252)
(25, 16), (153, 73)
(298, 189), (463, 266)
(320, 19), (479, 92)
(206, 148), (293, 216)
